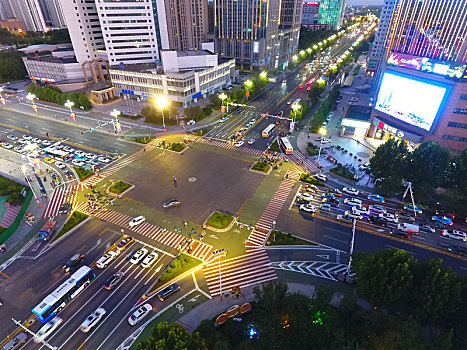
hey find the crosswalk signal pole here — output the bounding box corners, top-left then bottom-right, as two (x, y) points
(11, 318), (57, 350)
(212, 249), (227, 301)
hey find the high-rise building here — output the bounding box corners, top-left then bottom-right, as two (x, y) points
(368, 0), (467, 153)
(318, 0), (345, 30)
(301, 1), (320, 27)
(39, 0), (66, 28)
(0, 0), (47, 32)
(214, 0), (301, 71)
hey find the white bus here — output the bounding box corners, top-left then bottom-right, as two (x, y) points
(32, 266), (95, 323)
(279, 137), (293, 154)
(43, 147), (70, 162)
(262, 124), (275, 138)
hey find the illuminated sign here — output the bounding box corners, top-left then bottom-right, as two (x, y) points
(304, 1), (319, 5)
(387, 52), (424, 70)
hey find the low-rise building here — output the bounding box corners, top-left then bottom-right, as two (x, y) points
(110, 49), (235, 106)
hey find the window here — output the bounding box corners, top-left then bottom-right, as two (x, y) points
(453, 108), (467, 115)
(442, 135), (467, 142)
(460, 94), (467, 101)
(447, 122), (467, 129)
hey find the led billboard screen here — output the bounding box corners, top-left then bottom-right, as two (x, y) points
(375, 71), (449, 132)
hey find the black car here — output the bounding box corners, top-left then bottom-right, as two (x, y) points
(163, 200), (181, 208)
(398, 212), (415, 222)
(447, 245), (467, 255)
(64, 170), (73, 178)
(59, 202), (71, 215)
(104, 272), (124, 290)
(390, 229), (410, 239)
(322, 197), (339, 206)
(63, 253), (85, 272)
(429, 220), (446, 229)
(419, 223), (436, 233)
(368, 215), (388, 226)
(157, 283), (180, 301)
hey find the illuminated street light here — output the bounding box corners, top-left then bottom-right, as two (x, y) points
(259, 71), (267, 79)
(26, 93), (38, 114)
(292, 55), (298, 61)
(219, 93), (227, 114)
(306, 48), (312, 53)
(65, 100), (76, 124)
(313, 45), (318, 49)
(291, 102), (301, 121)
(300, 50), (306, 56)
(317, 127), (327, 168)
(155, 96), (169, 131)
(244, 79), (253, 88)
(212, 249), (228, 301)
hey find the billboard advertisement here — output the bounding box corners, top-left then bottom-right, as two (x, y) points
(375, 71), (451, 132)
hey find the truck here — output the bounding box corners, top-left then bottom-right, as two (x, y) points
(397, 223), (419, 235)
(38, 221), (57, 241)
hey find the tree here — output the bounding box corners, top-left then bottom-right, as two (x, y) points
(308, 84), (322, 103)
(184, 106), (203, 121)
(209, 93), (222, 109)
(370, 137), (408, 181)
(135, 322), (205, 350)
(0, 51), (27, 83)
(352, 249), (415, 311)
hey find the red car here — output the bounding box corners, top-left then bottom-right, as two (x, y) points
(298, 85), (303, 90)
(436, 211), (455, 220)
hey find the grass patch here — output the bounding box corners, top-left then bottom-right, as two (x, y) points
(170, 143), (186, 152)
(149, 254), (201, 293)
(266, 230), (317, 246)
(193, 128), (211, 136)
(206, 211), (234, 229)
(330, 164), (358, 181)
(269, 139), (280, 153)
(74, 167), (94, 181)
(109, 181), (131, 195)
(0, 227), (5, 235)
(251, 161), (271, 173)
(307, 142), (320, 156)
(120, 113), (143, 120)
(0, 175), (26, 205)
(132, 137), (152, 144)
(51, 211), (88, 243)
(299, 173), (325, 187)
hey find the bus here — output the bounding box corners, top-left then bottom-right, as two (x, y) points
(262, 124), (275, 138)
(43, 147), (70, 162)
(280, 137), (293, 154)
(32, 266), (95, 323)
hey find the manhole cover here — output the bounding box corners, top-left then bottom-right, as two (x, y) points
(188, 177), (197, 183)
(357, 152), (370, 158)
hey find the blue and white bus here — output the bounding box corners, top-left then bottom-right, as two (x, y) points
(262, 124), (275, 138)
(32, 266), (95, 323)
(43, 147), (71, 162)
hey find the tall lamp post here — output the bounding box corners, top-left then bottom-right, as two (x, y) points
(244, 79), (253, 100)
(64, 100), (75, 124)
(0, 87), (6, 108)
(219, 93), (227, 115)
(155, 96), (169, 131)
(344, 218), (357, 279)
(316, 127), (327, 170)
(212, 249), (227, 301)
(259, 71), (267, 79)
(110, 109), (121, 134)
(26, 93), (38, 114)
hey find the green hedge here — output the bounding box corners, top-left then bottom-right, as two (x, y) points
(251, 161), (271, 173)
(206, 211), (234, 229)
(330, 164), (358, 181)
(0, 175), (26, 205)
(0, 190), (32, 244)
(74, 167), (94, 181)
(27, 83), (92, 110)
(299, 173), (325, 187)
(133, 138), (152, 144)
(310, 85), (340, 133)
(170, 143), (186, 152)
(109, 181), (131, 194)
(307, 142), (320, 156)
(269, 140), (280, 153)
(51, 211), (88, 243)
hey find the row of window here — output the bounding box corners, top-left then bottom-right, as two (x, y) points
(447, 122), (467, 129)
(442, 135), (467, 142)
(453, 108), (467, 115)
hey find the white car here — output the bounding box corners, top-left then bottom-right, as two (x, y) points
(98, 157), (110, 164)
(22, 135), (32, 140)
(63, 146), (74, 152)
(300, 204), (315, 213)
(235, 141), (244, 147)
(14, 146), (24, 153)
(141, 251), (158, 268)
(315, 173), (327, 181)
(34, 317), (63, 343)
(343, 197), (362, 207)
(441, 230), (467, 241)
(187, 120), (196, 125)
(351, 206), (369, 216)
(298, 192), (313, 201)
(55, 161), (66, 169)
(96, 250), (119, 269)
(337, 214), (353, 224)
(381, 212), (399, 223)
(359, 162), (370, 171)
(7, 135), (17, 141)
(129, 215), (145, 228)
(32, 137), (41, 143)
(345, 210), (362, 220)
(219, 117), (228, 123)
(128, 304), (152, 326)
(75, 150), (86, 157)
(86, 153), (97, 160)
(369, 205), (386, 214)
(72, 159), (85, 167)
(130, 248), (149, 265)
(41, 140), (52, 146)
(248, 139), (256, 145)
(317, 137), (331, 144)
(79, 308), (106, 333)
(1, 142), (13, 149)
(343, 187), (359, 196)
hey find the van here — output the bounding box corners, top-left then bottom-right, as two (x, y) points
(397, 223), (419, 234)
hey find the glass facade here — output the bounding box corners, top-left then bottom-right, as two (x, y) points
(318, 0), (344, 30)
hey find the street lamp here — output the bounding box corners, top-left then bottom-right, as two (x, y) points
(21, 165), (41, 209)
(292, 55), (298, 61)
(291, 102), (301, 120)
(344, 218), (357, 279)
(316, 127), (327, 170)
(212, 249), (227, 301)
(110, 109), (121, 134)
(64, 100), (75, 124)
(0, 87), (5, 108)
(244, 80), (253, 100)
(26, 93), (38, 114)
(155, 96), (169, 131)
(219, 93), (227, 114)
(259, 71), (267, 79)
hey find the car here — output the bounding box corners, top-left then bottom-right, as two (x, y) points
(367, 194), (385, 203)
(286, 101), (291, 105)
(342, 187), (359, 196)
(32, 137), (41, 143)
(220, 117), (228, 123)
(244, 123), (252, 129)
(317, 137), (331, 144)
(59, 202), (71, 214)
(55, 161), (66, 169)
(435, 211), (455, 220)
(63, 146), (74, 153)
(96, 250), (119, 269)
(117, 235), (134, 250)
(128, 304), (152, 325)
(235, 141), (244, 147)
(275, 119), (280, 125)
(403, 204), (423, 214)
(315, 173), (327, 181)
(89, 159), (100, 166)
(187, 120), (196, 125)
(86, 153), (97, 160)
(41, 140), (52, 146)
(237, 129), (244, 135)
(320, 203), (332, 211)
(441, 229), (467, 241)
(398, 212), (415, 222)
(22, 135), (32, 140)
(381, 212), (399, 223)
(390, 229), (411, 239)
(129, 215), (146, 227)
(33, 317), (63, 343)
(17, 138), (27, 144)
(75, 150), (86, 157)
(369, 205), (386, 214)
(351, 206), (369, 216)
(13, 146), (24, 153)
(1, 142), (13, 149)
(79, 308), (106, 333)
(247, 139), (256, 145)
(2, 333), (27, 349)
(419, 223), (436, 233)
(104, 272), (124, 290)
(250, 118), (256, 124)
(298, 192), (313, 201)
(322, 197), (339, 207)
(446, 245), (467, 255)
(141, 251), (159, 268)
(345, 210), (362, 220)
(432, 215), (453, 226)
(157, 283), (181, 301)
(327, 189), (342, 197)
(343, 197), (362, 207)
(337, 214), (353, 224)
(306, 184), (319, 192)
(72, 159), (85, 167)
(298, 85), (303, 90)
(98, 157), (110, 164)
(130, 248), (148, 264)
(359, 162), (370, 171)
(327, 155), (337, 164)
(64, 170), (73, 178)
(62, 253), (85, 272)
(7, 135), (17, 141)
(163, 199), (181, 208)
(368, 215), (388, 226)
(300, 203), (315, 213)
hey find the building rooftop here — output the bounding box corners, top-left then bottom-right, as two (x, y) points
(176, 50), (213, 57)
(345, 105), (372, 121)
(25, 55), (77, 64)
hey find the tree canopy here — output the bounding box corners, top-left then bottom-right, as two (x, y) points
(135, 322), (205, 350)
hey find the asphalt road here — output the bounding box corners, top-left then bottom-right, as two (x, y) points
(0, 218), (202, 350)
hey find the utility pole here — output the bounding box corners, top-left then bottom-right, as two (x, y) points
(11, 318), (57, 349)
(402, 181), (417, 217)
(344, 218), (356, 279)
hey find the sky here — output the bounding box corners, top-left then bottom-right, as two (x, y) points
(347, 0), (383, 5)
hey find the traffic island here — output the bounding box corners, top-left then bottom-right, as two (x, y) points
(204, 211), (235, 232)
(132, 137), (153, 144)
(74, 167), (94, 181)
(299, 173), (325, 187)
(266, 230), (318, 246)
(108, 180), (133, 197)
(249, 160), (271, 175)
(50, 211), (89, 244)
(329, 164), (358, 181)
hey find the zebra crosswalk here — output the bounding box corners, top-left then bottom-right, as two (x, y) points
(196, 138), (264, 156)
(42, 184), (82, 218)
(93, 209), (214, 262)
(287, 150), (320, 174)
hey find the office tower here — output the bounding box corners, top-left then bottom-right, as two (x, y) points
(369, 0), (467, 153)
(0, 0), (47, 32)
(302, 1), (320, 27)
(39, 0), (66, 28)
(318, 0), (345, 30)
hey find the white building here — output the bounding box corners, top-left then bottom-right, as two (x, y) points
(94, 0), (160, 66)
(110, 49), (235, 106)
(40, 0), (66, 28)
(0, 0), (47, 32)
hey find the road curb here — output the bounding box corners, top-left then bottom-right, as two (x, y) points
(48, 215), (91, 247)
